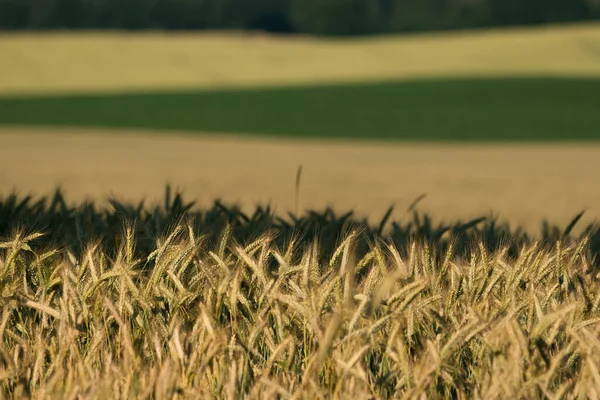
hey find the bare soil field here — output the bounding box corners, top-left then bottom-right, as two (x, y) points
(1, 23), (600, 95)
(2, 127), (599, 232)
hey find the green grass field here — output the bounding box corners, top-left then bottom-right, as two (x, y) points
(1, 77), (600, 141)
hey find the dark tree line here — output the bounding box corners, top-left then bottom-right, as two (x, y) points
(0, 0), (598, 35)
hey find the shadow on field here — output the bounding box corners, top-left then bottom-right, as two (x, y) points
(1, 186), (598, 272)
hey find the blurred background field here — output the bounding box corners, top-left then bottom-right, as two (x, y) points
(1, 5), (600, 231)
(2, 22), (600, 230)
(2, 77), (600, 140)
(1, 24), (600, 95)
(2, 128), (600, 233)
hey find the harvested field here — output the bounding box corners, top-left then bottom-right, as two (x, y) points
(1, 23), (600, 95)
(2, 127), (599, 232)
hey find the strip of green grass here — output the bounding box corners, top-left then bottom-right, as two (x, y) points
(0, 77), (599, 141)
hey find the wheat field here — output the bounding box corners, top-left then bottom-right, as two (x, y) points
(1, 23), (600, 95)
(2, 21), (600, 399)
(1, 188), (599, 399)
